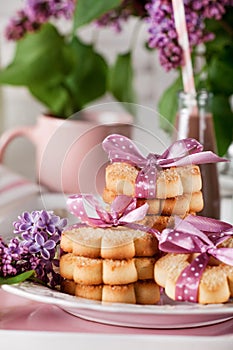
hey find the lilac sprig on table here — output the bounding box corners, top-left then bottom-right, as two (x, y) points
(0, 210), (67, 288)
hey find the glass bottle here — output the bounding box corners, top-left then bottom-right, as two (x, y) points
(174, 89), (220, 219)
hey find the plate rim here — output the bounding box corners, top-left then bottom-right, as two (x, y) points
(2, 281), (233, 316)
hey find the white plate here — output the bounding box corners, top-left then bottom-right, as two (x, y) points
(2, 282), (233, 329)
(2, 194), (233, 330)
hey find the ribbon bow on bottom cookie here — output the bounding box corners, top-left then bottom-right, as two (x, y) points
(102, 134), (227, 198)
(156, 215), (233, 303)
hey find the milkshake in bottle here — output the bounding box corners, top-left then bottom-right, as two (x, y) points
(174, 90), (220, 219)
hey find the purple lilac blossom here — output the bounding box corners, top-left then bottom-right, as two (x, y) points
(0, 236), (36, 276)
(4, 9), (40, 40)
(35, 258), (62, 288)
(92, 0), (233, 78)
(5, 0), (75, 40)
(29, 231), (56, 259)
(96, 0), (148, 32)
(146, 0), (232, 71)
(27, 0), (75, 21)
(14, 210), (67, 237)
(96, 0), (132, 32)
(0, 210), (67, 288)
(26, 0), (53, 23)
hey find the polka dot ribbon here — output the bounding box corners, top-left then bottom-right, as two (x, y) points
(102, 134), (228, 199)
(157, 215), (233, 303)
(67, 193), (158, 234)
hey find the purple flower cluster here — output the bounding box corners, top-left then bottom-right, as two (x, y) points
(14, 210), (66, 259)
(96, 0), (133, 32)
(5, 0), (75, 40)
(96, 0), (148, 32)
(0, 210), (67, 288)
(146, 0), (232, 71)
(0, 237), (38, 277)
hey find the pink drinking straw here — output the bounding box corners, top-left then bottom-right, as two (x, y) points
(171, 0), (196, 94)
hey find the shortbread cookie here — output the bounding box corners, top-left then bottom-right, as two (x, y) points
(61, 279), (160, 304)
(103, 189), (203, 215)
(154, 253), (233, 304)
(60, 253), (156, 285)
(102, 284), (136, 303)
(138, 195), (189, 216)
(160, 191), (203, 215)
(134, 280), (161, 305)
(104, 162), (202, 199)
(105, 162), (183, 199)
(61, 226), (158, 259)
(188, 192), (204, 213)
(136, 215), (175, 232)
(176, 165), (202, 194)
(61, 279), (103, 300)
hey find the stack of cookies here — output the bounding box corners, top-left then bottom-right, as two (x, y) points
(60, 225), (160, 304)
(102, 162), (204, 231)
(59, 134), (230, 305)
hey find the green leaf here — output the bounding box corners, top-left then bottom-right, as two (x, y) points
(0, 24), (71, 86)
(29, 82), (72, 117)
(73, 0), (122, 29)
(205, 10), (233, 49)
(211, 94), (233, 156)
(0, 23), (73, 117)
(0, 270), (35, 285)
(108, 52), (135, 107)
(158, 75), (182, 133)
(65, 37), (108, 112)
(205, 19), (233, 55)
(208, 46), (233, 95)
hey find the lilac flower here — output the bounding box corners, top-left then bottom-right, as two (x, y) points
(51, 0), (75, 19)
(5, 0), (75, 41)
(7, 238), (25, 259)
(36, 210), (66, 234)
(27, 0), (75, 21)
(1, 210), (67, 288)
(146, 0), (184, 70)
(35, 258), (62, 288)
(29, 232), (56, 259)
(95, 0), (232, 71)
(145, 0), (232, 71)
(96, 1), (131, 32)
(14, 211), (36, 233)
(14, 210), (67, 237)
(14, 210), (66, 277)
(5, 9), (40, 40)
(0, 237), (33, 277)
(96, 0), (148, 32)
(26, 0), (53, 23)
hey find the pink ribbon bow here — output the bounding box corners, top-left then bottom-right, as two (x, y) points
(102, 134), (227, 198)
(67, 194), (157, 234)
(156, 215), (233, 303)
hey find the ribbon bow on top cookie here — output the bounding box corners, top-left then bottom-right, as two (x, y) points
(102, 134), (227, 199)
